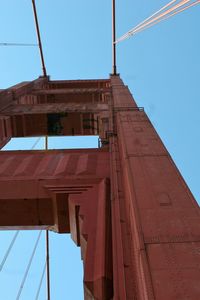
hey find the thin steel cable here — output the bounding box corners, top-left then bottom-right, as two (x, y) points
(0, 43), (38, 46)
(35, 261), (47, 300)
(0, 231), (20, 271)
(116, 0), (198, 42)
(45, 136), (51, 300)
(12, 135), (42, 297)
(16, 231), (42, 300)
(0, 138), (42, 272)
(45, 136), (48, 150)
(46, 230), (51, 300)
(31, 137), (42, 150)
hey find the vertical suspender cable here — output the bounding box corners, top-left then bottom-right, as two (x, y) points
(45, 135), (51, 300)
(112, 0), (117, 75)
(45, 135), (48, 150)
(16, 231), (42, 300)
(46, 231), (50, 300)
(31, 0), (47, 77)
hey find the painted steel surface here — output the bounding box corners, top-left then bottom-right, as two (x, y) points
(0, 75), (199, 299)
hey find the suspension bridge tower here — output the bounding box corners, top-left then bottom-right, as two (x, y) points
(1, 73), (200, 299)
(0, 1), (200, 299)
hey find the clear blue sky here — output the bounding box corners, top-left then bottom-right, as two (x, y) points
(0, 1), (200, 299)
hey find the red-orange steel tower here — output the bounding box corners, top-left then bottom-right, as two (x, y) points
(0, 75), (200, 299)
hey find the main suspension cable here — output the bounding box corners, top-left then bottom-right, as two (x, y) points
(112, 0), (117, 75)
(116, 0), (188, 42)
(131, 0), (190, 34)
(31, 0), (47, 77)
(116, 0), (199, 43)
(0, 231), (20, 271)
(123, 0), (177, 39)
(16, 231), (42, 300)
(131, 0), (200, 38)
(116, 0), (189, 42)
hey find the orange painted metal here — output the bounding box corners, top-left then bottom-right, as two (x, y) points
(0, 75), (200, 299)
(110, 76), (200, 299)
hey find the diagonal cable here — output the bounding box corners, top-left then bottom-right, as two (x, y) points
(31, 137), (42, 150)
(0, 138), (42, 272)
(35, 261), (47, 300)
(16, 231), (42, 300)
(0, 231), (20, 271)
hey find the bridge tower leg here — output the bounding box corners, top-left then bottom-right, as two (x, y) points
(0, 75), (200, 299)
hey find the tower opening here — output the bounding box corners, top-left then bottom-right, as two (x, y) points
(1, 136), (100, 151)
